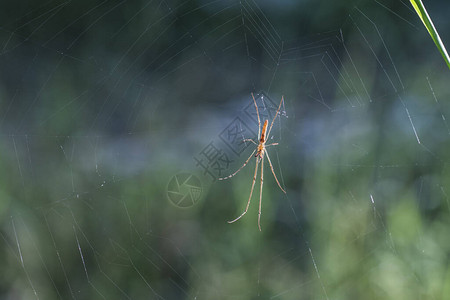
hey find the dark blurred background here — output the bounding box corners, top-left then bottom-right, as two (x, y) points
(1, 0), (450, 299)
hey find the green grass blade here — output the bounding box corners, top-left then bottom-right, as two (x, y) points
(410, 0), (450, 70)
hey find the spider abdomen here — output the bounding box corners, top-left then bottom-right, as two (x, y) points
(260, 120), (268, 142)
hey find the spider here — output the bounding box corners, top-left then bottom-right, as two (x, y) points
(219, 93), (286, 231)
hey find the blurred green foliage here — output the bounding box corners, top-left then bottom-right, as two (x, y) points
(0, 0), (450, 299)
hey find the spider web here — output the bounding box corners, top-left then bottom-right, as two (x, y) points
(1, 0), (450, 299)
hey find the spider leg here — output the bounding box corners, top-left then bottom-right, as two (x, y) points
(251, 93), (261, 139)
(265, 142), (278, 147)
(267, 96), (284, 138)
(242, 138), (257, 145)
(228, 157), (260, 224)
(258, 155), (264, 231)
(219, 149), (256, 180)
(265, 150), (286, 193)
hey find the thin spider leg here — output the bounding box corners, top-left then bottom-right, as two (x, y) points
(258, 155), (264, 231)
(265, 142), (279, 147)
(242, 138), (257, 145)
(251, 93), (261, 139)
(219, 149), (256, 180)
(228, 157), (260, 224)
(265, 150), (286, 193)
(267, 96), (284, 138)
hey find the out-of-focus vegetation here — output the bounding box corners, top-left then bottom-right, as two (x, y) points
(0, 0), (450, 299)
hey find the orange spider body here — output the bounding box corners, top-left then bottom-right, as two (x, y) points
(256, 120), (268, 158)
(219, 93), (286, 231)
